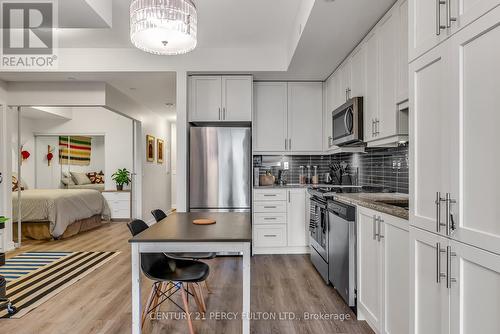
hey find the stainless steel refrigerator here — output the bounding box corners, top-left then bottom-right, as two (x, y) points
(189, 127), (251, 212)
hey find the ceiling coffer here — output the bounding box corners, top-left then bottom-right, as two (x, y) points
(130, 0), (197, 55)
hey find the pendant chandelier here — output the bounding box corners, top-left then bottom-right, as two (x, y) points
(130, 0), (197, 55)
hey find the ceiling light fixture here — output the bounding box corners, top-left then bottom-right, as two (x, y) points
(130, 0), (198, 56)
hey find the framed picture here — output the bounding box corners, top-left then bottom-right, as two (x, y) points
(157, 139), (164, 164)
(146, 135), (155, 162)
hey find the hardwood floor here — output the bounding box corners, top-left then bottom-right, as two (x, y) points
(0, 222), (374, 334)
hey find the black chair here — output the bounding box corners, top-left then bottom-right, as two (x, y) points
(127, 219), (209, 332)
(150, 209), (217, 261)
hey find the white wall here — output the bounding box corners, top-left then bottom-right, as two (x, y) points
(170, 122), (177, 209)
(140, 116), (171, 220)
(10, 107), (133, 190)
(0, 81), (11, 251)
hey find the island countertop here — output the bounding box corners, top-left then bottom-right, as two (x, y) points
(128, 212), (252, 243)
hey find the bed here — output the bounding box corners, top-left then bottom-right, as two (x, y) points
(12, 189), (111, 240)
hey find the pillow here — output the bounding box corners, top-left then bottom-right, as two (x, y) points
(70, 171), (92, 185)
(61, 177), (76, 186)
(86, 172), (104, 184)
(12, 173), (26, 191)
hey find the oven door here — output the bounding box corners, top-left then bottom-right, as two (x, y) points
(331, 97), (363, 146)
(309, 200), (328, 261)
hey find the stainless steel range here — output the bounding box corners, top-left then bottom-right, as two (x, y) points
(308, 186), (360, 284)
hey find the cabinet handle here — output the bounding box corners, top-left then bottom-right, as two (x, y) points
(223, 107), (226, 120)
(264, 234), (277, 238)
(446, 0), (457, 28)
(436, 0), (446, 35)
(328, 136), (333, 148)
(285, 138), (287, 150)
(445, 193), (457, 235)
(435, 192), (446, 232)
(218, 107), (221, 120)
(436, 242), (446, 283)
(263, 206), (277, 209)
(372, 215), (378, 240)
(263, 194), (276, 197)
(446, 246), (457, 288)
(263, 217), (277, 220)
(288, 191), (290, 203)
(377, 217), (384, 242)
(288, 138), (292, 150)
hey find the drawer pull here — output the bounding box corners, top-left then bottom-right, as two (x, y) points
(263, 234), (277, 238)
(263, 217), (277, 220)
(263, 194), (277, 197)
(263, 206), (277, 209)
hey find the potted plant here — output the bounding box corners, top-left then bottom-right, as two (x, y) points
(111, 168), (131, 191)
(0, 216), (8, 230)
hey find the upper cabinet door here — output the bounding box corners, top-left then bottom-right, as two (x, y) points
(409, 41), (452, 235)
(222, 76), (252, 121)
(339, 60), (352, 103)
(350, 45), (366, 99)
(448, 7), (500, 255)
(409, 227), (450, 334)
(287, 82), (323, 152)
(449, 239), (500, 334)
(364, 32), (379, 142)
(253, 82), (287, 152)
(397, 0), (409, 103)
(189, 76), (222, 122)
(448, 0), (500, 34)
(409, 0), (449, 61)
(378, 11), (398, 139)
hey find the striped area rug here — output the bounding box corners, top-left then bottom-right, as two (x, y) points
(0, 252), (71, 281)
(0, 251), (120, 318)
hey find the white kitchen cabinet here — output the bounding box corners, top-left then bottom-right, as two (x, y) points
(410, 227), (450, 334)
(447, 7), (500, 255)
(189, 75), (252, 122)
(287, 188), (308, 247)
(253, 188), (309, 254)
(253, 82), (323, 154)
(222, 76), (253, 121)
(357, 207), (382, 331)
(358, 206), (410, 334)
(324, 71), (341, 150)
(410, 226), (500, 334)
(253, 82), (287, 152)
(408, 0), (499, 61)
(378, 11), (398, 140)
(449, 239), (500, 334)
(397, 0), (409, 103)
(408, 0), (449, 61)
(287, 82), (323, 153)
(102, 191), (131, 220)
(409, 41), (452, 236)
(364, 32), (379, 142)
(380, 215), (410, 334)
(189, 76), (222, 121)
(338, 60), (352, 103)
(350, 45), (365, 100)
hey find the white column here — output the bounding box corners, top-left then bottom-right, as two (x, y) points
(176, 71), (188, 212)
(242, 242), (251, 334)
(131, 243), (142, 334)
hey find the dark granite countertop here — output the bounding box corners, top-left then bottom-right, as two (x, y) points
(332, 193), (409, 220)
(129, 212), (252, 243)
(254, 184), (361, 189)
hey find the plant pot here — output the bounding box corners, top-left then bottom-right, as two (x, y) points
(116, 184), (123, 191)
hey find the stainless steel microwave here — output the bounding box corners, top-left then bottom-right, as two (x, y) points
(331, 97), (363, 146)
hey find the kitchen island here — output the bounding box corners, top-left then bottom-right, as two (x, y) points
(129, 212), (252, 334)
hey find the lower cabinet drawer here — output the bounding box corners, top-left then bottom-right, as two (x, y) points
(253, 225), (287, 248)
(253, 202), (286, 213)
(253, 213), (287, 225)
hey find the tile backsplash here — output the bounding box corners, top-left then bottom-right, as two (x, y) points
(253, 145), (409, 194)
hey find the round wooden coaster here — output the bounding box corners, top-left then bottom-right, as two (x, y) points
(193, 218), (216, 225)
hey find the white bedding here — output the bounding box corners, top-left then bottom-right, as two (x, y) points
(12, 189), (111, 237)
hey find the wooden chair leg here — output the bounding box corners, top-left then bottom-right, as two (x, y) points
(189, 283), (205, 314)
(180, 283), (195, 334)
(203, 280), (212, 294)
(196, 283), (207, 313)
(141, 284), (156, 328)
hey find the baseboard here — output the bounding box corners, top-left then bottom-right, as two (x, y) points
(252, 246), (310, 255)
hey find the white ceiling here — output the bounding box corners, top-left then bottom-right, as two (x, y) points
(0, 72), (177, 119)
(57, 0), (301, 50)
